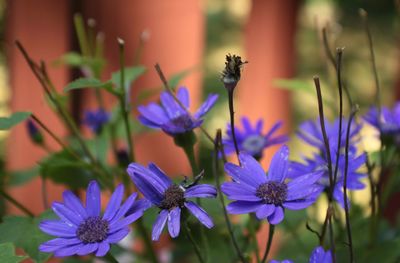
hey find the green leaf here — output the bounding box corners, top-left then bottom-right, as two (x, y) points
(0, 210), (57, 263)
(8, 167), (39, 186)
(0, 243), (28, 263)
(112, 66), (146, 90)
(0, 112), (31, 130)
(64, 78), (113, 92)
(56, 52), (84, 67)
(39, 150), (95, 190)
(274, 79), (314, 94)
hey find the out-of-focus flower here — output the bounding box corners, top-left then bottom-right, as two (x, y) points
(26, 119), (44, 145)
(309, 246), (332, 263)
(137, 87), (218, 136)
(364, 103), (400, 144)
(39, 181), (142, 257)
(269, 260), (294, 263)
(223, 117), (287, 159)
(83, 108), (110, 134)
(127, 162), (217, 241)
(222, 146), (322, 225)
(290, 118), (366, 208)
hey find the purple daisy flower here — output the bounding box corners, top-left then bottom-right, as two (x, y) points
(221, 145), (323, 225)
(83, 108), (111, 134)
(39, 181), (142, 257)
(309, 246), (332, 263)
(137, 86), (218, 136)
(290, 118), (366, 208)
(364, 102), (400, 138)
(270, 260), (294, 263)
(127, 162), (217, 241)
(223, 117), (288, 159)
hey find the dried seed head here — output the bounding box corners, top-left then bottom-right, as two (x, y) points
(221, 54), (247, 91)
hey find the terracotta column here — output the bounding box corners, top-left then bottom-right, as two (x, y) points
(83, 0), (205, 175)
(240, 0), (300, 260)
(5, 0), (71, 214)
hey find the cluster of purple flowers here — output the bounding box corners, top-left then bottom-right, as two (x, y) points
(39, 86), (361, 262)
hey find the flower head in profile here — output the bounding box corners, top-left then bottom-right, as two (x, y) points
(127, 162), (217, 241)
(309, 246), (332, 263)
(138, 86), (218, 136)
(364, 102), (400, 143)
(39, 181), (142, 257)
(223, 117), (287, 159)
(83, 108), (111, 134)
(290, 118), (366, 207)
(221, 145), (322, 225)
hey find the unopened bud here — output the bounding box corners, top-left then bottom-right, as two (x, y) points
(26, 119), (44, 145)
(221, 54), (247, 91)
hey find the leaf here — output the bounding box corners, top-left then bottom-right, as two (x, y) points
(39, 150), (95, 190)
(64, 78), (114, 93)
(0, 243), (28, 263)
(0, 112), (31, 130)
(56, 52), (84, 67)
(274, 79), (315, 94)
(0, 210), (57, 263)
(7, 167), (39, 186)
(112, 66), (146, 90)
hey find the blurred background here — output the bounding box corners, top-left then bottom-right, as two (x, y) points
(0, 0), (399, 260)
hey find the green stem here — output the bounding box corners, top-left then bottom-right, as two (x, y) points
(104, 252), (119, 263)
(0, 190), (34, 217)
(184, 220), (205, 263)
(249, 215), (261, 263)
(261, 224), (275, 263)
(136, 219), (159, 263)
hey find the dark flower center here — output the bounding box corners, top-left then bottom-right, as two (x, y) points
(256, 181), (288, 205)
(76, 216), (109, 244)
(242, 135), (266, 156)
(159, 184), (185, 210)
(170, 115), (194, 129)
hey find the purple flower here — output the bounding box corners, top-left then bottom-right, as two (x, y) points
(83, 108), (111, 134)
(127, 162), (217, 241)
(26, 119), (43, 144)
(221, 145), (323, 225)
(137, 86), (218, 136)
(364, 103), (400, 135)
(290, 118), (366, 208)
(39, 181), (142, 257)
(309, 246), (332, 263)
(270, 260), (294, 263)
(223, 117), (287, 159)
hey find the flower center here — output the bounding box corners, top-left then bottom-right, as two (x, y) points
(160, 184), (185, 210)
(242, 135), (266, 156)
(256, 181), (288, 205)
(170, 115), (194, 129)
(76, 216), (109, 244)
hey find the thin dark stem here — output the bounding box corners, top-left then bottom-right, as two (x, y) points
(332, 48), (344, 187)
(213, 130), (247, 263)
(313, 77), (334, 198)
(343, 108), (358, 262)
(227, 90), (241, 164)
(184, 221), (205, 263)
(0, 190), (34, 217)
(118, 39), (135, 163)
(136, 219), (159, 263)
(103, 251), (119, 263)
(261, 224), (275, 263)
(328, 217), (336, 263)
(249, 215), (261, 263)
(154, 64), (214, 143)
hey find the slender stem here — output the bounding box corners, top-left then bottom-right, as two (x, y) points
(118, 39), (135, 162)
(0, 190), (34, 217)
(182, 143), (199, 177)
(104, 251), (119, 263)
(227, 89), (240, 164)
(154, 64), (214, 143)
(332, 49), (344, 187)
(261, 224), (275, 263)
(136, 219), (159, 263)
(328, 217), (336, 263)
(73, 14), (90, 57)
(343, 108), (357, 262)
(184, 220), (205, 263)
(249, 215), (261, 263)
(213, 130), (247, 263)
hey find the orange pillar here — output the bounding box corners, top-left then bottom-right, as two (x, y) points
(240, 0), (300, 260)
(5, 0), (71, 214)
(83, 0), (205, 175)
